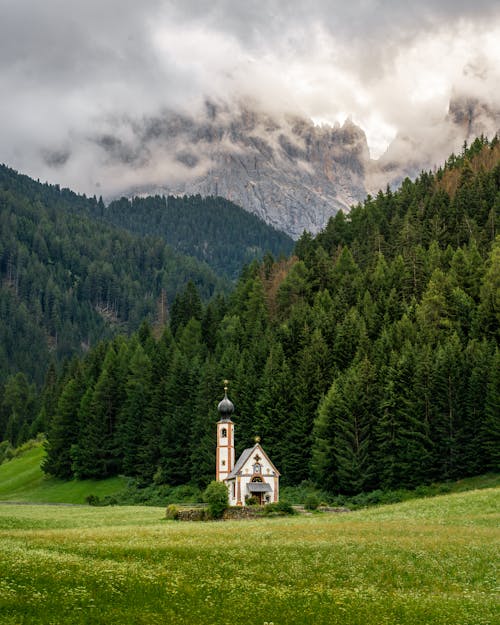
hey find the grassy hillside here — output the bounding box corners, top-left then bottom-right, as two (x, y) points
(0, 444), (126, 504)
(3, 441), (498, 508)
(0, 487), (498, 624)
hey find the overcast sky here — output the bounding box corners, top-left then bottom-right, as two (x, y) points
(1, 0), (500, 194)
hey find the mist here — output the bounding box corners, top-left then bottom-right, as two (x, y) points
(1, 1), (499, 199)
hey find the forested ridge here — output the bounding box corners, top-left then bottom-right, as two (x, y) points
(0, 164), (232, 387)
(97, 195), (294, 281)
(2, 137), (500, 494)
(0, 166), (293, 392)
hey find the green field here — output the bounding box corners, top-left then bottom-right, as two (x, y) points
(0, 445), (127, 504)
(0, 487), (498, 625)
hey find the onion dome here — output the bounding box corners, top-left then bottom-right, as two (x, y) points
(218, 381), (234, 420)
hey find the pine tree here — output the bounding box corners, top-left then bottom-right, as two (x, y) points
(255, 341), (294, 477)
(72, 344), (125, 478)
(159, 319), (202, 485)
(42, 365), (86, 478)
(429, 334), (467, 480)
(482, 348), (500, 471)
(135, 328), (176, 482)
(189, 356), (221, 488)
(117, 343), (152, 476)
(332, 358), (377, 494)
(311, 378), (341, 492)
(283, 328), (331, 485)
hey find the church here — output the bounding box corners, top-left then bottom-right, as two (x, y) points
(216, 383), (280, 506)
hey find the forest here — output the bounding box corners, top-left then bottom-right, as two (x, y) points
(1, 137), (499, 494)
(0, 165), (291, 387)
(97, 194), (293, 281)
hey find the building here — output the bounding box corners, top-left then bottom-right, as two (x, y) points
(216, 382), (280, 506)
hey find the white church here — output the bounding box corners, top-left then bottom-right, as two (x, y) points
(216, 383), (280, 506)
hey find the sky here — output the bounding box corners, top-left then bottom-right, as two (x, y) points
(1, 0), (500, 195)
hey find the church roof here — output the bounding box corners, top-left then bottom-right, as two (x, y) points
(226, 443), (281, 479)
(227, 447), (254, 479)
(248, 482), (272, 493)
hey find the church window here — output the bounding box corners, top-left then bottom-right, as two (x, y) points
(232, 483), (236, 498)
(251, 476), (263, 483)
(221, 428), (227, 438)
(253, 463), (261, 474)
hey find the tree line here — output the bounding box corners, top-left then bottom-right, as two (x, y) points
(23, 137), (498, 493)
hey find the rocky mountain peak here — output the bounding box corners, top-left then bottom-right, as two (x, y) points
(114, 105), (371, 238)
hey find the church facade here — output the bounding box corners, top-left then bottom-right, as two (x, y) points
(216, 384), (280, 506)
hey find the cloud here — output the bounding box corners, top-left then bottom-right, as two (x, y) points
(0, 1), (499, 195)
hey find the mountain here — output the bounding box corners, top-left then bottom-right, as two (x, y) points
(35, 137), (499, 491)
(96, 104), (370, 238)
(370, 94), (500, 194)
(94, 194), (294, 281)
(0, 165), (231, 384)
(92, 98), (499, 239)
(0, 164), (295, 388)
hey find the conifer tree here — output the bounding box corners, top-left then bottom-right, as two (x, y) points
(255, 341), (294, 476)
(283, 328), (331, 485)
(42, 365), (85, 478)
(189, 356), (221, 487)
(159, 319), (202, 485)
(332, 358), (377, 494)
(482, 348), (500, 471)
(117, 343), (152, 476)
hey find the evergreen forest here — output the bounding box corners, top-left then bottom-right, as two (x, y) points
(1, 137), (499, 495)
(96, 194), (294, 281)
(0, 164), (290, 386)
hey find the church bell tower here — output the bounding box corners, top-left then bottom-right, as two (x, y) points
(216, 381), (235, 481)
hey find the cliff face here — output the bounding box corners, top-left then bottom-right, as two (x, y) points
(98, 98), (499, 239)
(367, 95), (500, 196)
(109, 106), (370, 238)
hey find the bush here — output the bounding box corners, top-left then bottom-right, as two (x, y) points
(245, 495), (260, 506)
(165, 504), (180, 520)
(261, 500), (295, 516)
(203, 481), (228, 519)
(304, 494), (320, 511)
(0, 441), (13, 465)
(85, 494), (100, 506)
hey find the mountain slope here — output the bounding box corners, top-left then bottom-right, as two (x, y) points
(35, 138), (499, 493)
(97, 104), (370, 238)
(0, 164), (227, 384)
(96, 194), (294, 281)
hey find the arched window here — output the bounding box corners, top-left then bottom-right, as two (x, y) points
(253, 463), (261, 474)
(221, 428), (227, 438)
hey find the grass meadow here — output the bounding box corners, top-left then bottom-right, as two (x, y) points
(0, 445), (127, 504)
(0, 487), (498, 625)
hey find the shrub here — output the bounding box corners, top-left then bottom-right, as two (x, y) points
(85, 494), (100, 506)
(165, 504), (180, 520)
(0, 441), (13, 465)
(304, 494), (320, 511)
(101, 496), (118, 506)
(261, 500), (295, 516)
(245, 495), (260, 506)
(203, 481), (228, 519)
